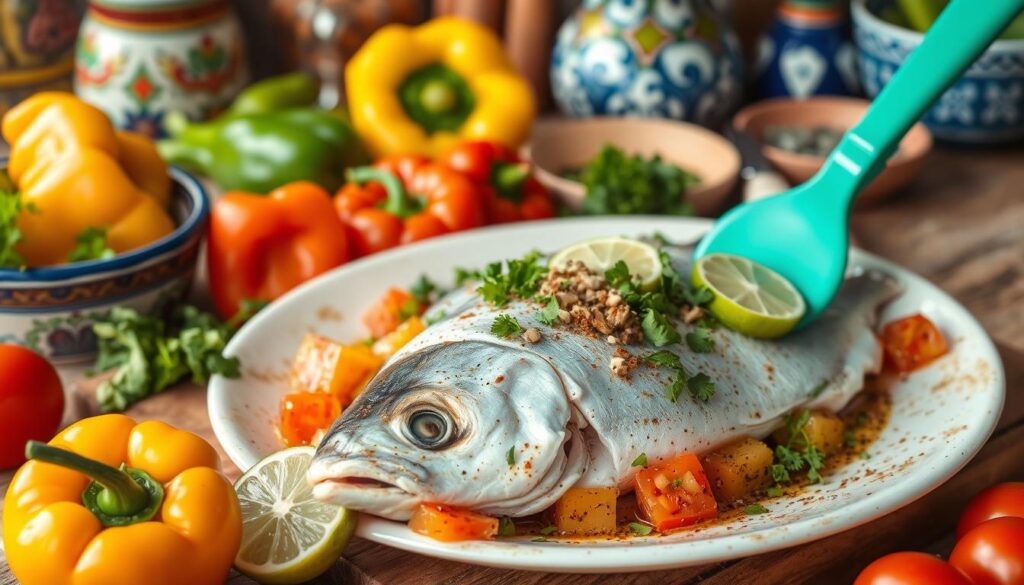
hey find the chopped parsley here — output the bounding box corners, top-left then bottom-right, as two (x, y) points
(498, 517), (515, 537)
(646, 350), (715, 403)
(628, 522), (653, 535)
(744, 504), (769, 515)
(491, 315), (524, 338)
(604, 260), (633, 291)
(769, 410), (827, 488)
(537, 295), (560, 326)
(766, 486), (784, 498)
(641, 309), (681, 347)
(685, 327), (715, 353)
(539, 525), (557, 536)
(682, 284), (714, 308)
(506, 446), (516, 465)
(687, 373), (716, 402)
(454, 266), (480, 286)
(398, 297), (422, 320)
(631, 453), (648, 467)
(68, 226), (115, 263)
(477, 251), (546, 306)
(410, 274), (438, 304)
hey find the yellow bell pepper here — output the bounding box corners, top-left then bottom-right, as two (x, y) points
(2, 415), (241, 585)
(1, 93), (174, 266)
(346, 17), (535, 158)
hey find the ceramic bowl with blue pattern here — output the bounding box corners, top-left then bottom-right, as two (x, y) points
(0, 167), (209, 363)
(853, 0), (1024, 144)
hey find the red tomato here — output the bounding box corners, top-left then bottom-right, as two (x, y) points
(633, 453), (718, 532)
(958, 483), (1024, 538)
(408, 504), (498, 542)
(855, 552), (971, 585)
(880, 314), (949, 373)
(950, 517), (1024, 585)
(0, 344), (64, 468)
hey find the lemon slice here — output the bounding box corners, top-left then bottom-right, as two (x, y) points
(692, 253), (806, 339)
(234, 446), (357, 584)
(550, 237), (662, 289)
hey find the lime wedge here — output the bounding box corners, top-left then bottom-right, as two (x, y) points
(550, 237), (662, 289)
(234, 446), (357, 584)
(692, 253), (806, 339)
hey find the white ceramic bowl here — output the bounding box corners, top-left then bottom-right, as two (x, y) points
(209, 217), (1003, 573)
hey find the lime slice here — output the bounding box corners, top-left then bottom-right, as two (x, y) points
(234, 446), (357, 585)
(692, 253), (806, 339)
(550, 237), (662, 289)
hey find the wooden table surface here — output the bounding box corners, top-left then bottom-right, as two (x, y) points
(1, 146), (1022, 584)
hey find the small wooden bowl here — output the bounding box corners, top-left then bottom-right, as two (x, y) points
(526, 117), (740, 217)
(733, 97), (933, 205)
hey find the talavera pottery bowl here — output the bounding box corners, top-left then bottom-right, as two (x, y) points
(733, 96), (932, 205)
(527, 117), (741, 217)
(0, 166), (209, 363)
(852, 0), (1024, 145)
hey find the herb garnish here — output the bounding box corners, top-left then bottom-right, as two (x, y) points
(628, 522), (653, 535)
(410, 274), (438, 304)
(477, 251), (546, 306)
(685, 327), (715, 353)
(0, 191), (30, 269)
(766, 486), (784, 498)
(498, 517), (515, 537)
(492, 315), (524, 338)
(769, 410), (827, 488)
(631, 453), (648, 467)
(539, 525), (557, 536)
(744, 504), (769, 515)
(843, 431), (858, 448)
(67, 226), (115, 263)
(687, 373), (715, 402)
(506, 446), (516, 465)
(641, 309), (681, 347)
(646, 350), (715, 403)
(576, 145), (699, 216)
(537, 295), (560, 326)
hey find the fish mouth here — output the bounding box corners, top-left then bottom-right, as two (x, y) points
(308, 457), (424, 520)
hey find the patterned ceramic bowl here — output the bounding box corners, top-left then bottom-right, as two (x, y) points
(852, 0), (1024, 144)
(0, 166), (209, 363)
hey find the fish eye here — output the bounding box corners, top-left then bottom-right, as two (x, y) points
(404, 409), (454, 449)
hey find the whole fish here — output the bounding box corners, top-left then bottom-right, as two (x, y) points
(310, 249), (900, 520)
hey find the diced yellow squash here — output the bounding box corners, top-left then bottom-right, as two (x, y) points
(773, 410), (846, 455)
(552, 487), (618, 535)
(372, 316), (426, 359)
(291, 334), (383, 407)
(701, 437), (774, 503)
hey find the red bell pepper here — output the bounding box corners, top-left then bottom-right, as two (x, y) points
(880, 314), (949, 373)
(440, 140), (555, 224)
(207, 181), (351, 319)
(334, 155), (485, 257)
(633, 453), (718, 532)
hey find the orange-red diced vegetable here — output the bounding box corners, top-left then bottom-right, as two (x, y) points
(553, 487), (618, 535)
(279, 392), (341, 446)
(880, 314), (949, 374)
(363, 288), (422, 338)
(408, 504), (498, 542)
(291, 334), (384, 407)
(634, 453), (718, 532)
(372, 316), (426, 359)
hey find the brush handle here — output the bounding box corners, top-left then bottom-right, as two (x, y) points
(826, 0), (1023, 200)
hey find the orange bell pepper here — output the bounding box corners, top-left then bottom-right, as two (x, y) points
(334, 155), (485, 257)
(208, 181), (351, 319)
(279, 392), (341, 447)
(880, 314), (949, 373)
(291, 333), (384, 406)
(363, 288), (423, 338)
(408, 504), (499, 542)
(633, 453), (718, 532)
(440, 140), (555, 224)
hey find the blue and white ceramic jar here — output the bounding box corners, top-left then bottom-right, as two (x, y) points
(755, 0), (859, 99)
(852, 0), (1024, 144)
(551, 0), (744, 128)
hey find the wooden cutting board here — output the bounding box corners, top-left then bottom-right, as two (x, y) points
(2, 342), (1019, 585)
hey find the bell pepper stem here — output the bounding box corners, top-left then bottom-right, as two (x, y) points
(25, 440), (163, 526)
(346, 166), (421, 218)
(492, 163), (530, 202)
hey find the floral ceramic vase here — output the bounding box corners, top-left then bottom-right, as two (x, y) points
(755, 0), (859, 99)
(74, 0), (249, 138)
(551, 0), (744, 128)
(0, 0), (86, 116)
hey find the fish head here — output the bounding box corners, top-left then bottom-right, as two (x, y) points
(309, 340), (587, 520)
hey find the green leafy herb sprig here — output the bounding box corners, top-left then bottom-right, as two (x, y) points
(646, 350), (715, 403)
(0, 191), (32, 269)
(68, 226), (115, 263)
(576, 145), (700, 216)
(477, 251), (547, 306)
(769, 410), (827, 488)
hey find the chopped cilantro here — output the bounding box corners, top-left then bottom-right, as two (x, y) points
(860, 451), (872, 460)
(843, 430), (858, 448)
(424, 310), (447, 326)
(664, 378), (686, 403)
(506, 446), (516, 465)
(641, 309), (681, 347)
(670, 478), (683, 488)
(604, 260), (634, 292)
(68, 226), (116, 263)
(687, 373), (715, 402)
(398, 297), (422, 320)
(646, 350), (683, 369)
(539, 525), (557, 536)
(537, 295), (560, 326)
(455, 266), (481, 286)
(498, 517), (515, 537)
(628, 522), (653, 535)
(226, 298), (270, 329)
(477, 252), (546, 306)
(685, 327), (715, 353)
(683, 284), (714, 308)
(766, 486), (784, 498)
(769, 410), (828, 491)
(631, 453), (648, 467)
(744, 504), (769, 515)
(646, 350), (715, 403)
(0, 191), (29, 269)
(492, 315), (524, 338)
(410, 275), (438, 304)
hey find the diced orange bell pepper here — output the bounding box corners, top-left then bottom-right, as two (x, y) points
(880, 314), (949, 374)
(372, 316), (426, 359)
(291, 334), (384, 407)
(634, 453), (718, 532)
(408, 504), (498, 542)
(363, 288), (423, 338)
(279, 392), (341, 447)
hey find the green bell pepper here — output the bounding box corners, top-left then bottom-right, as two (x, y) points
(158, 72), (368, 193)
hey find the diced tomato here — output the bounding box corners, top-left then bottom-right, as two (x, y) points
(372, 316), (426, 359)
(633, 453), (718, 532)
(880, 314), (949, 374)
(363, 288), (423, 338)
(279, 392), (341, 446)
(291, 334), (384, 407)
(408, 504), (499, 542)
